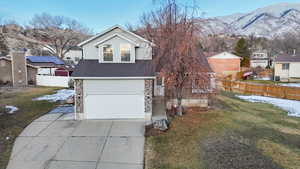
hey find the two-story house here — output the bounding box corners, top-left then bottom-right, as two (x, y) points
(72, 25), (155, 121)
(250, 50), (271, 68)
(72, 25), (215, 121)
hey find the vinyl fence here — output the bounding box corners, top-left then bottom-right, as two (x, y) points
(36, 75), (70, 88)
(220, 80), (300, 101)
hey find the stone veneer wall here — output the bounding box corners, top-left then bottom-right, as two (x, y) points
(75, 79), (84, 120)
(144, 79), (153, 113)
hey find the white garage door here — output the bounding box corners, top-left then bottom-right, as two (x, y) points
(83, 80), (145, 119)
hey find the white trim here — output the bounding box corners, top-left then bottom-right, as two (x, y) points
(71, 76), (156, 80)
(78, 25), (154, 47)
(94, 33), (140, 47)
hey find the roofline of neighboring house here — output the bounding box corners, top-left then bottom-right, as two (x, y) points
(0, 57), (38, 69)
(274, 61), (300, 63)
(78, 25), (155, 47)
(208, 52), (242, 59)
(71, 76), (156, 80)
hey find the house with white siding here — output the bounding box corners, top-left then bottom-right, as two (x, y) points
(274, 54), (300, 82)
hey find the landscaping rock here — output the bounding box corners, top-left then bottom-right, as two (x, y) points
(153, 119), (169, 131)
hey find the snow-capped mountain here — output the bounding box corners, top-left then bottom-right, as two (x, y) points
(199, 3), (300, 38)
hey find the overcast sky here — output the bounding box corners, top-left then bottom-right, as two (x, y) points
(0, 0), (299, 32)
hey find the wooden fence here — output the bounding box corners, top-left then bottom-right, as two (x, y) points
(220, 80), (300, 101)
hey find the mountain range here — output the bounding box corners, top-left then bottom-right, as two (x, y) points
(199, 3), (300, 38)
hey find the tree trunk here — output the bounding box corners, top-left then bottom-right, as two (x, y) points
(177, 97), (183, 116)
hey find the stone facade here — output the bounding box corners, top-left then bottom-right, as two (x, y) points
(144, 79), (153, 114)
(75, 79), (84, 120)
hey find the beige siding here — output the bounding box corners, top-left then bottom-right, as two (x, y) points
(82, 27), (152, 60)
(274, 63), (289, 80)
(289, 62), (300, 78)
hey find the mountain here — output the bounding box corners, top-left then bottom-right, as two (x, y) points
(199, 3), (300, 38)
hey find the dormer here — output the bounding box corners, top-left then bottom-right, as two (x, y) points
(78, 25), (153, 63)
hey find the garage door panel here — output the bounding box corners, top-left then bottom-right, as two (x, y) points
(85, 94), (145, 119)
(84, 80), (144, 93)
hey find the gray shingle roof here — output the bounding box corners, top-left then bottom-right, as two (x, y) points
(275, 54), (300, 62)
(71, 60), (155, 78)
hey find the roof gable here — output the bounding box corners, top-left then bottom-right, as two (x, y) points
(78, 25), (153, 47)
(209, 52), (241, 59)
(94, 33), (140, 47)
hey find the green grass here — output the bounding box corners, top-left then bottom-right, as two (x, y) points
(0, 87), (61, 169)
(145, 91), (300, 169)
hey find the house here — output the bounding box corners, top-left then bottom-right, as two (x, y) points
(26, 56), (65, 76)
(250, 50), (271, 68)
(64, 46), (83, 64)
(207, 52), (241, 78)
(274, 54), (300, 82)
(0, 52), (38, 86)
(72, 25), (155, 121)
(72, 25), (214, 121)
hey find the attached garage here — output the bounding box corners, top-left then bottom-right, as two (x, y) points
(83, 80), (145, 119)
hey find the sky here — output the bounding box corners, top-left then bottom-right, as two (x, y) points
(0, 0), (300, 32)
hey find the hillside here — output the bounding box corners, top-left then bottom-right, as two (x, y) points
(199, 3), (300, 38)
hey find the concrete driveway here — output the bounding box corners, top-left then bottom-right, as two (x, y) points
(6, 106), (145, 169)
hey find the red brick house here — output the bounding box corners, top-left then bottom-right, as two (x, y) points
(207, 52), (241, 77)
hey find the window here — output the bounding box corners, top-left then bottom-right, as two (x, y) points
(120, 44), (131, 62)
(103, 44), (113, 61)
(282, 63), (290, 70)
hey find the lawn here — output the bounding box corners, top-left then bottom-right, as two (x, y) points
(0, 87), (61, 169)
(145, 91), (300, 169)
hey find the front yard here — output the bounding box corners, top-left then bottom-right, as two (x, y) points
(0, 87), (60, 169)
(145, 91), (300, 169)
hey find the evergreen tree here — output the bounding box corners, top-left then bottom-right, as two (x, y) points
(234, 38), (250, 67)
(0, 33), (9, 56)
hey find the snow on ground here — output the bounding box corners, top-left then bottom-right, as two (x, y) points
(237, 95), (300, 117)
(279, 83), (300, 88)
(5, 106), (19, 114)
(33, 89), (75, 102)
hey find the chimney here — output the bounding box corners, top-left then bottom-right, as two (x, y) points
(11, 51), (27, 87)
(293, 49), (296, 56)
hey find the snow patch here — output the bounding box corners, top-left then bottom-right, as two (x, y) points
(237, 95), (300, 117)
(5, 106), (19, 114)
(279, 83), (300, 88)
(33, 89), (75, 102)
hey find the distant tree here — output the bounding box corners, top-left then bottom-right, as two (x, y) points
(234, 38), (250, 67)
(0, 33), (9, 56)
(29, 13), (92, 59)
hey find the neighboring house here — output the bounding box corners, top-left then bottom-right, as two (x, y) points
(0, 52), (38, 86)
(207, 52), (241, 77)
(64, 46), (83, 64)
(250, 50), (271, 68)
(274, 54), (300, 82)
(72, 25), (214, 121)
(26, 56), (65, 76)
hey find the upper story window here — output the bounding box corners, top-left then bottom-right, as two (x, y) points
(103, 44), (113, 62)
(120, 44), (131, 62)
(282, 63), (290, 70)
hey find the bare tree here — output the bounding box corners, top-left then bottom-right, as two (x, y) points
(139, 0), (210, 115)
(28, 13), (91, 59)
